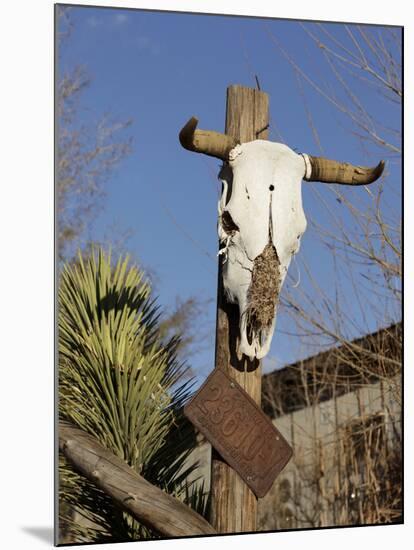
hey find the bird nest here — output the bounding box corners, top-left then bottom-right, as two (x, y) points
(245, 242), (281, 344)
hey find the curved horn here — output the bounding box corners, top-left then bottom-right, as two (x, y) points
(302, 154), (385, 185)
(179, 117), (238, 160)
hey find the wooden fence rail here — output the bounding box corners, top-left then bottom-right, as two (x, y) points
(59, 420), (216, 538)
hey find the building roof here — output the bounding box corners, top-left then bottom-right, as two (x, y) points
(262, 323), (402, 418)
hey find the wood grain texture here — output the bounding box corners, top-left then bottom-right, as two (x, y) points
(209, 85), (269, 534)
(59, 420), (216, 537)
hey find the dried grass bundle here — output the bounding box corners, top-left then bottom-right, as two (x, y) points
(245, 242), (281, 344)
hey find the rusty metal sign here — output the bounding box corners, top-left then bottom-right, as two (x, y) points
(184, 368), (293, 498)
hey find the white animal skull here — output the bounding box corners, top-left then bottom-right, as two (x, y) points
(179, 117), (384, 360)
(218, 140), (307, 359)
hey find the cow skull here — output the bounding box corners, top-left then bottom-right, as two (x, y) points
(179, 117), (384, 360)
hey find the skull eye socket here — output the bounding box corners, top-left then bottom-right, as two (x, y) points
(221, 211), (239, 234)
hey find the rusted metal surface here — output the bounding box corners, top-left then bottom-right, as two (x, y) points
(184, 369), (293, 498)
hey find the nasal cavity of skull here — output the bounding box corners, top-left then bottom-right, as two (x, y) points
(221, 210), (239, 234)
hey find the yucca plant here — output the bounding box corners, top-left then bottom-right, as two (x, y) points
(58, 248), (207, 543)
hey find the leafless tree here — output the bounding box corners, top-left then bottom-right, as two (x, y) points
(56, 6), (133, 260)
(265, 22), (401, 370)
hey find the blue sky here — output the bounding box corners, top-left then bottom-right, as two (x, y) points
(57, 5), (402, 384)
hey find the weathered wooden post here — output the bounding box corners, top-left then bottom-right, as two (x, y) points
(182, 83), (297, 533)
(209, 84), (269, 533)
